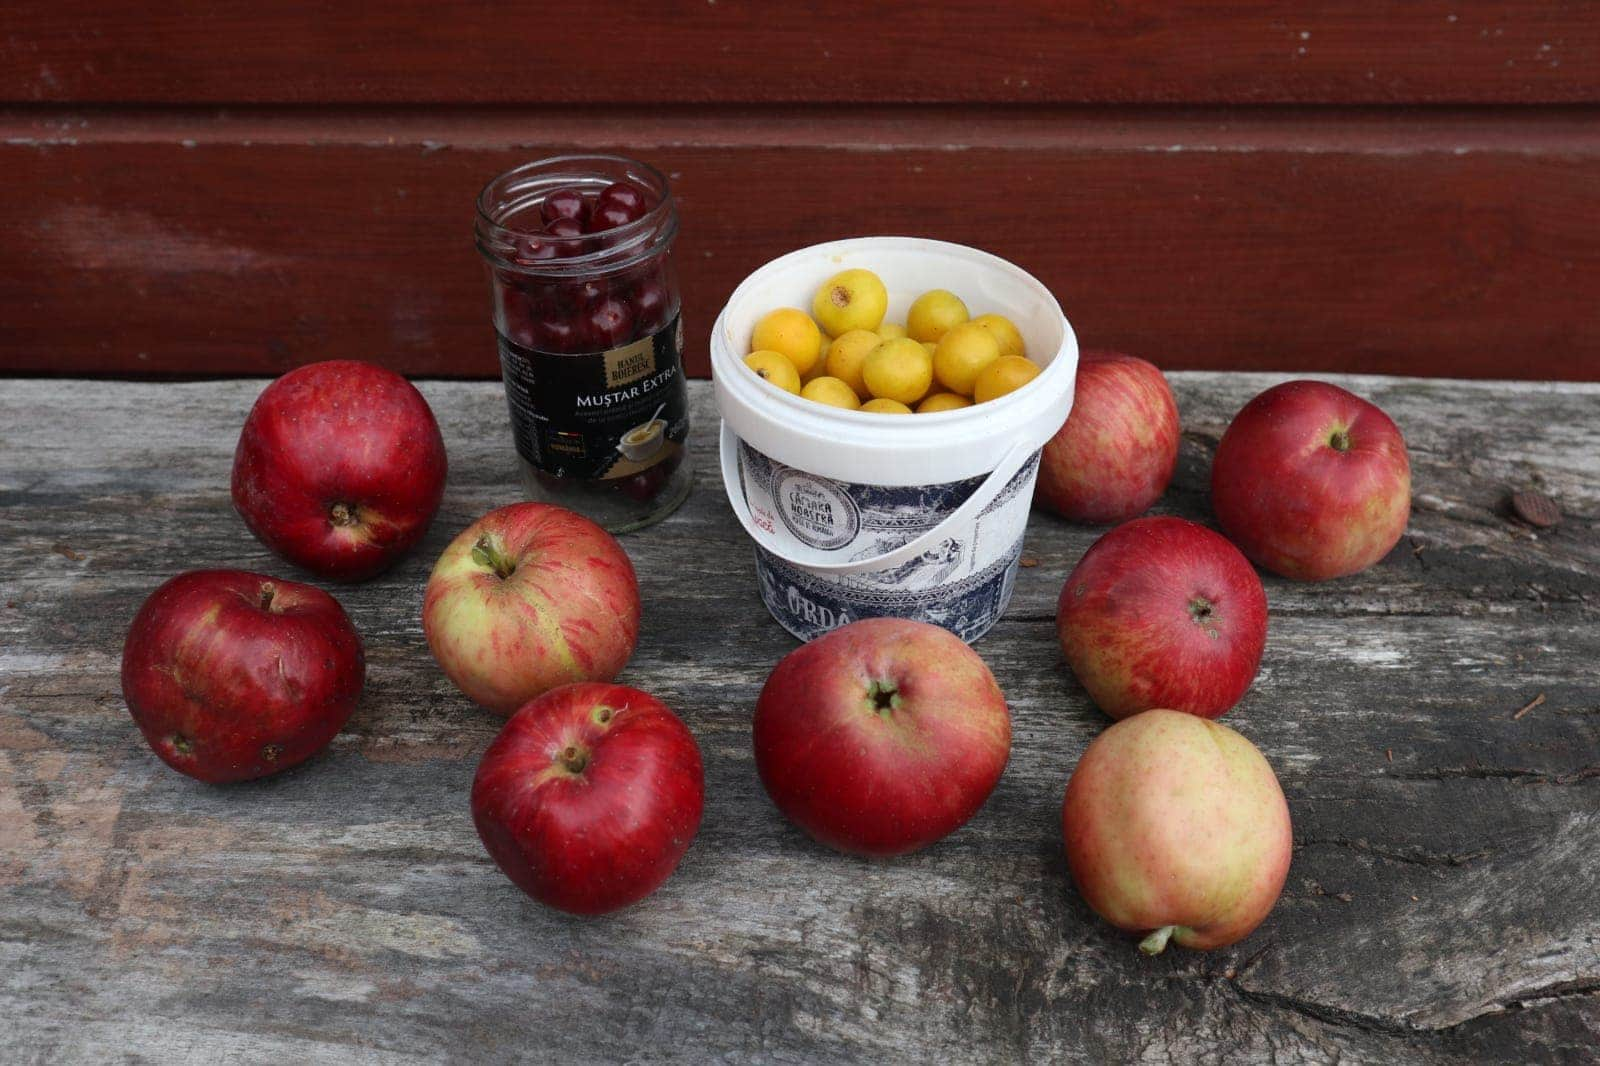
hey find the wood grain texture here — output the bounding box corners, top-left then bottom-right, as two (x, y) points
(3, 108), (1598, 381)
(2, 1), (1597, 104)
(2, 374), (1598, 1063)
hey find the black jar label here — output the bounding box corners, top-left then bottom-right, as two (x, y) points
(497, 314), (689, 481)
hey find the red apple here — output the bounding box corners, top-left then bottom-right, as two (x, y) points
(232, 360), (448, 582)
(1036, 351), (1180, 524)
(471, 682), (703, 915)
(1211, 379), (1411, 581)
(121, 569), (364, 783)
(752, 618), (1010, 857)
(1057, 516), (1266, 720)
(423, 503), (640, 715)
(1062, 709), (1292, 954)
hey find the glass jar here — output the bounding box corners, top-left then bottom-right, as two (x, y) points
(475, 155), (691, 533)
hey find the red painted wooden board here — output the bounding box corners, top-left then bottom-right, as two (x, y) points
(2, 108), (1597, 380)
(2, 1), (1597, 105)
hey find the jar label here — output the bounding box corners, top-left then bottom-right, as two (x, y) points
(497, 313), (688, 481)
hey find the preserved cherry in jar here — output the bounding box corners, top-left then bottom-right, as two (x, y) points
(475, 155), (691, 532)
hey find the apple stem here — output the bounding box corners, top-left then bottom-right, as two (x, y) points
(558, 746), (588, 774)
(258, 583), (276, 612)
(1329, 428), (1352, 452)
(1139, 926), (1178, 956)
(471, 536), (517, 580)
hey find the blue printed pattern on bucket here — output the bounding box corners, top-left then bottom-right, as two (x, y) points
(738, 440), (1041, 642)
(738, 443), (989, 555)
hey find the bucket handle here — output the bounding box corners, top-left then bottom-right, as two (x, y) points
(718, 421), (1035, 576)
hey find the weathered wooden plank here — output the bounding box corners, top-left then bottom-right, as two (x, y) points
(3, 1), (1596, 104)
(2, 110), (1598, 381)
(2, 375), (1598, 1063)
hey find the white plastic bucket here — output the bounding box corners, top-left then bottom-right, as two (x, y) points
(712, 236), (1078, 643)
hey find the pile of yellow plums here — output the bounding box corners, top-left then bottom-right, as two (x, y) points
(742, 269), (1042, 414)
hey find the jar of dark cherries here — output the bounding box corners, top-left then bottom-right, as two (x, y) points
(475, 155), (691, 532)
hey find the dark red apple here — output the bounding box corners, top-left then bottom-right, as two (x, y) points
(1036, 351), (1180, 524)
(1211, 380), (1411, 581)
(752, 618), (1011, 857)
(232, 360), (448, 582)
(1057, 516), (1267, 720)
(121, 569), (364, 783)
(471, 682), (704, 915)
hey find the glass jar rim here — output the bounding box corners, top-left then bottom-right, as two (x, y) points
(474, 154), (678, 278)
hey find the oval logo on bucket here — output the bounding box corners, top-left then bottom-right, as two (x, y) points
(773, 468), (860, 550)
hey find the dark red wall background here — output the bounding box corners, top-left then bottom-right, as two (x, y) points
(2, 2), (1597, 380)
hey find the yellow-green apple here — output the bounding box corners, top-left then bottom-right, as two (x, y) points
(1057, 516), (1267, 720)
(752, 618), (1010, 856)
(232, 360), (448, 582)
(1062, 709), (1292, 954)
(1036, 351), (1180, 524)
(423, 503), (640, 715)
(472, 682), (703, 915)
(121, 570), (364, 783)
(1211, 380), (1410, 580)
